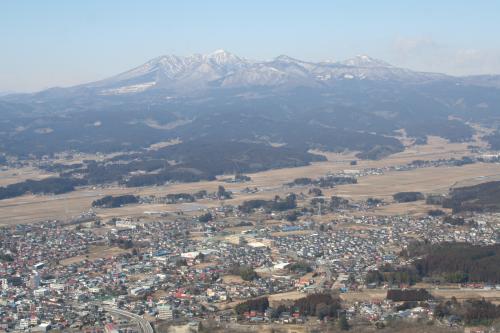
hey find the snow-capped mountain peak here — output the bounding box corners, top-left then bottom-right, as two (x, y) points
(342, 55), (392, 67)
(210, 49), (228, 55)
(273, 55), (302, 63)
(83, 51), (444, 95)
(205, 49), (244, 65)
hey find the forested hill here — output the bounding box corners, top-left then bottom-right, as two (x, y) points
(410, 243), (500, 283)
(443, 181), (500, 213)
(2, 51), (499, 162)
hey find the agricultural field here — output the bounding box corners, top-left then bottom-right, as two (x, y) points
(0, 136), (499, 225)
(60, 245), (130, 266)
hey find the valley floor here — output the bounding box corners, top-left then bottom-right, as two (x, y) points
(0, 136), (498, 226)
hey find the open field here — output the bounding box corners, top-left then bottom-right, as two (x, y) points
(341, 288), (500, 305)
(0, 136), (499, 225)
(369, 202), (449, 216)
(0, 167), (56, 186)
(335, 162), (500, 199)
(60, 245), (130, 266)
(2, 160), (497, 225)
(222, 275), (246, 284)
(270, 230), (314, 237)
(268, 290), (307, 306)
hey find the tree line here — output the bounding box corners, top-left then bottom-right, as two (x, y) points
(91, 195), (139, 208)
(0, 177), (84, 200)
(239, 194), (297, 213)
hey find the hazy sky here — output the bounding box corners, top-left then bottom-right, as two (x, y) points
(2, 0), (500, 92)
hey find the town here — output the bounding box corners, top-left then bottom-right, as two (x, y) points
(1, 174), (500, 332)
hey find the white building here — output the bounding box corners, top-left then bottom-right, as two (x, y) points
(0, 278), (7, 291)
(157, 304), (173, 320)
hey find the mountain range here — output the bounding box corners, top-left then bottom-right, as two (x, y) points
(1, 50), (500, 168)
(85, 50), (447, 95)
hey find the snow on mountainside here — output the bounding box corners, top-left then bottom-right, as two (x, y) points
(72, 50), (450, 95)
(2, 50), (500, 161)
(100, 82), (156, 95)
(341, 55), (392, 67)
(91, 50), (251, 91)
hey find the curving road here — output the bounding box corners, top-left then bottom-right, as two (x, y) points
(104, 306), (154, 333)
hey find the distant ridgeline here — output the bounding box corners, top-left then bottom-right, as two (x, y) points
(3, 51), (496, 163)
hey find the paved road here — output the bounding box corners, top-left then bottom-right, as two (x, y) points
(104, 306), (154, 333)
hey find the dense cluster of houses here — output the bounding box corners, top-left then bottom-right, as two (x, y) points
(1, 200), (499, 331)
